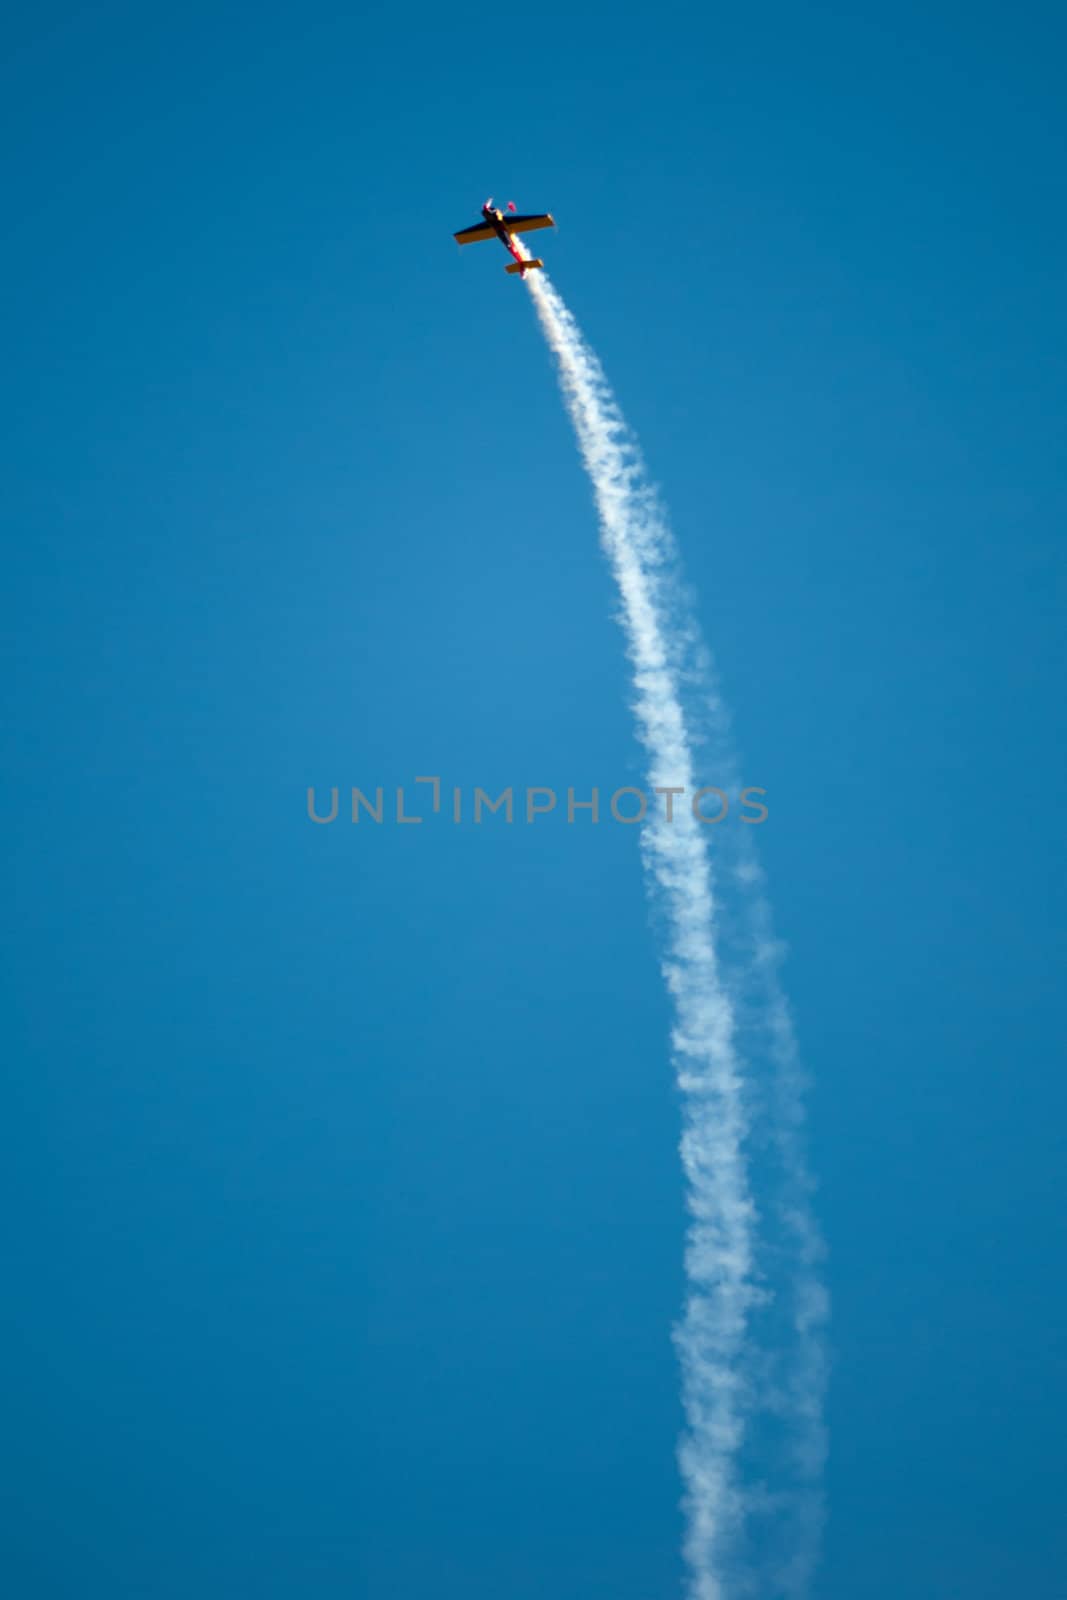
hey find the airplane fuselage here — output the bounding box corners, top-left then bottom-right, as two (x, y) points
(482, 205), (528, 270)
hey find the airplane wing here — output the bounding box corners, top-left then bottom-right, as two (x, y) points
(502, 213), (555, 235)
(453, 222), (497, 245)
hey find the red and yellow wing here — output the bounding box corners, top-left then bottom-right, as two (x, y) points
(502, 213), (555, 236)
(453, 222), (497, 245)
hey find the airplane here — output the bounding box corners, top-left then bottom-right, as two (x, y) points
(452, 199), (556, 276)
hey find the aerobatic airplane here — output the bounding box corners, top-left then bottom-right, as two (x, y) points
(452, 199), (556, 276)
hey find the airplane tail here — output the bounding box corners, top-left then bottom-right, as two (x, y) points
(505, 258), (544, 275)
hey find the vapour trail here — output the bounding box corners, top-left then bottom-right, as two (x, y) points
(521, 262), (826, 1598)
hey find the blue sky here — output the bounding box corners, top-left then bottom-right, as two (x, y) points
(3, 3), (1066, 1596)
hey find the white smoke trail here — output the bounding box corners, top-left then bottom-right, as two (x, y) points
(520, 261), (827, 1598)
